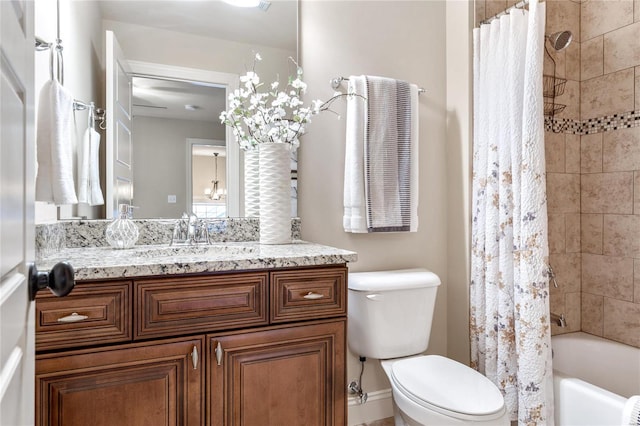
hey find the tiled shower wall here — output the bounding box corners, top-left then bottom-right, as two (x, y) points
(578, 0), (639, 347)
(475, 0), (640, 348)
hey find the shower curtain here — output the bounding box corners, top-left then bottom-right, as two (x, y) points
(470, 0), (554, 424)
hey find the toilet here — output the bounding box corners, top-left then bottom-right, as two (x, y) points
(348, 269), (509, 426)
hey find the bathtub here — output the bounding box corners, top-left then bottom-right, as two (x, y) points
(552, 332), (640, 426)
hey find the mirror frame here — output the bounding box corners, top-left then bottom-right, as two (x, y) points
(128, 60), (241, 217)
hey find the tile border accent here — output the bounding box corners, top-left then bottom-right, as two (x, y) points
(545, 109), (640, 135)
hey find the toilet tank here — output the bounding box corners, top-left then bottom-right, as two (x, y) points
(348, 269), (441, 359)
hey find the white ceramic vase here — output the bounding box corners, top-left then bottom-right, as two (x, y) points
(244, 149), (260, 218)
(258, 143), (291, 244)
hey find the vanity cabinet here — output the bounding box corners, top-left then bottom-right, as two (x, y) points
(208, 320), (345, 426)
(35, 265), (347, 426)
(35, 337), (204, 426)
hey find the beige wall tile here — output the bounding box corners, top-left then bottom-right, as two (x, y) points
(603, 214), (640, 257)
(549, 252), (581, 293)
(582, 292), (604, 335)
(603, 298), (640, 347)
(581, 68), (635, 118)
(566, 213), (581, 253)
(633, 259), (640, 303)
(635, 171), (640, 214)
(635, 259), (640, 302)
(545, 131), (566, 172)
(636, 0), (640, 22)
(581, 0), (633, 42)
(547, 173), (581, 213)
(603, 127), (640, 172)
(475, 0), (486, 26)
(582, 253), (634, 300)
(565, 41), (580, 81)
(581, 133), (603, 173)
(547, 0), (581, 43)
(582, 213), (603, 254)
(565, 134), (580, 173)
(564, 291), (582, 332)
(556, 79), (580, 120)
(548, 213), (566, 254)
(545, 48), (566, 79)
(581, 172), (634, 214)
(550, 285), (566, 313)
(603, 21), (640, 74)
(545, 45), (567, 79)
(581, 36), (604, 81)
(636, 66), (640, 110)
(485, 0), (507, 20)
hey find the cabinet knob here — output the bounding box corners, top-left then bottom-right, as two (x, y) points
(57, 312), (88, 323)
(303, 292), (324, 300)
(191, 345), (199, 370)
(215, 342), (223, 366)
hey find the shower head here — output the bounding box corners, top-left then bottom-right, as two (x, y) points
(546, 31), (573, 51)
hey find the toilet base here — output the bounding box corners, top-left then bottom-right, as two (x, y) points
(381, 357), (510, 426)
(389, 387), (508, 426)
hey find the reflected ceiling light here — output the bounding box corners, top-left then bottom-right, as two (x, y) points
(185, 104), (200, 111)
(222, 0), (271, 10)
(222, 0), (261, 7)
(205, 153), (225, 201)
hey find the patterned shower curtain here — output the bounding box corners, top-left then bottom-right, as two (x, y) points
(470, 0), (554, 424)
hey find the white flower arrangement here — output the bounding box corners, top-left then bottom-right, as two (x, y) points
(219, 53), (346, 152)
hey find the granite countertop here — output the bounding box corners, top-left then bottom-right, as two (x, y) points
(38, 241), (358, 281)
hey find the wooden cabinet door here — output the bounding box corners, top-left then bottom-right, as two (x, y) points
(36, 337), (204, 426)
(208, 320), (346, 426)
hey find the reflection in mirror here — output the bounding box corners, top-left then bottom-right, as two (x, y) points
(131, 76), (227, 219)
(189, 140), (227, 218)
(32, 0), (298, 222)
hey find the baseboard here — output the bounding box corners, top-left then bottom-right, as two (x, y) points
(347, 388), (394, 426)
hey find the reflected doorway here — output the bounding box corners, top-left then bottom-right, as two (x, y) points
(187, 139), (227, 218)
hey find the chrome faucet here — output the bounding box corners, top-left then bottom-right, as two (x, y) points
(550, 312), (567, 327)
(171, 213), (210, 245)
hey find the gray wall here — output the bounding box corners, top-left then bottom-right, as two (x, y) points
(299, 0), (449, 412)
(132, 116), (221, 218)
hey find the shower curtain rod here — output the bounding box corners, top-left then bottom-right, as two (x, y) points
(480, 0), (530, 25)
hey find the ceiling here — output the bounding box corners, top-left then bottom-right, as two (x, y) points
(99, 0), (297, 124)
(132, 76), (226, 123)
(97, 0), (298, 52)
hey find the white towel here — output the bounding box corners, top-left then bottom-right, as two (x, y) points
(343, 76), (368, 233)
(77, 127), (104, 206)
(343, 75), (419, 233)
(35, 80), (78, 205)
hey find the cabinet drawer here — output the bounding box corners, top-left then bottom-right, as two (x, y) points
(36, 281), (131, 351)
(271, 267), (347, 323)
(136, 273), (268, 339)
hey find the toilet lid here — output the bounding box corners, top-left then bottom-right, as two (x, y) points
(390, 355), (505, 417)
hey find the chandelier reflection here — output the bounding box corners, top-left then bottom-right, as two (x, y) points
(204, 152), (226, 200)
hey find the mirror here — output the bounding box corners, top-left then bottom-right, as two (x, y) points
(37, 0), (298, 220)
(130, 76), (229, 218)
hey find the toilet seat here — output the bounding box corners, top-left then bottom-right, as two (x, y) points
(387, 355), (506, 422)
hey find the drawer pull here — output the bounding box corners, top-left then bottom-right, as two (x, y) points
(215, 342), (223, 366)
(57, 312), (89, 323)
(191, 345), (198, 370)
(303, 292), (324, 300)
